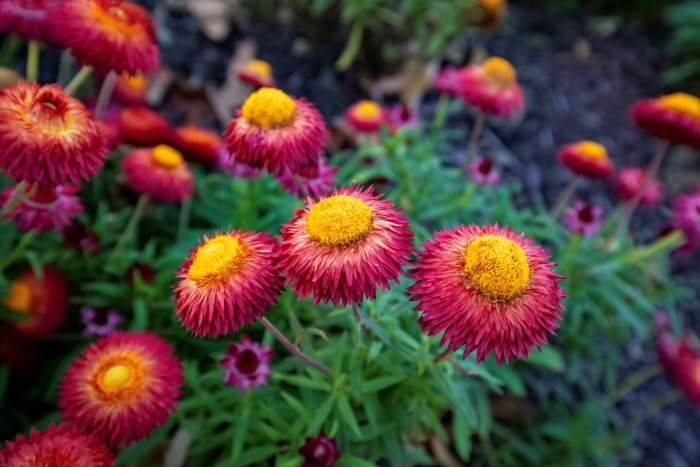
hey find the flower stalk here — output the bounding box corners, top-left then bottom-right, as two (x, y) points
(259, 316), (332, 377)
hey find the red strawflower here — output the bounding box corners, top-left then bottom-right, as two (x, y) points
(112, 71), (148, 106)
(94, 118), (122, 152)
(457, 57), (525, 118)
(434, 65), (462, 96)
(174, 230), (283, 338)
(562, 199), (603, 237)
(0, 183), (83, 233)
(467, 155), (500, 186)
(2, 265), (69, 339)
(235, 59), (276, 88)
(58, 331), (183, 449)
(62, 221), (101, 253)
(125, 261), (156, 286)
(112, 105), (173, 147)
(275, 157), (339, 199)
(224, 87), (327, 174)
(630, 92), (700, 149)
(614, 166), (664, 208)
(0, 0), (61, 43)
(0, 423), (113, 466)
(345, 100), (388, 133)
(670, 188), (700, 252)
(171, 124), (223, 166)
(121, 145), (194, 203)
(408, 224), (566, 365)
(217, 146), (263, 178)
(0, 81), (107, 187)
(279, 185), (414, 306)
(557, 140), (614, 179)
(654, 317), (700, 405)
(220, 335), (273, 393)
(298, 432), (341, 467)
(52, 0), (159, 75)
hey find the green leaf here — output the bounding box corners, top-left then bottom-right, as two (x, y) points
(337, 455), (378, 467)
(130, 296), (148, 330)
(308, 396), (335, 434)
(236, 445), (280, 466)
(360, 375), (405, 394)
(453, 411), (473, 461)
(527, 346), (565, 372)
(230, 403), (251, 464)
(336, 394), (362, 438)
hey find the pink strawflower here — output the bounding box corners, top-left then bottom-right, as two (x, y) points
(387, 103), (420, 131)
(217, 146), (263, 178)
(615, 167), (664, 208)
(670, 188), (700, 252)
(467, 155), (500, 186)
(654, 315), (700, 404)
(80, 307), (123, 337)
(0, 183), (84, 233)
(220, 335), (273, 393)
(457, 57), (525, 118)
(433, 66), (462, 96)
(298, 431), (341, 467)
(562, 200), (603, 237)
(276, 157), (339, 199)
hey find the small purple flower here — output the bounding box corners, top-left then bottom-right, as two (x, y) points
(220, 335), (273, 393)
(217, 146), (263, 178)
(125, 261), (156, 286)
(670, 188), (700, 253)
(276, 157), (339, 199)
(387, 103), (420, 130)
(0, 183), (84, 233)
(80, 307), (123, 337)
(562, 200), (603, 237)
(298, 431), (341, 467)
(468, 155), (501, 186)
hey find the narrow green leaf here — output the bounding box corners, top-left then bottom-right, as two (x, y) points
(360, 375), (405, 394)
(336, 394), (362, 438)
(336, 455), (378, 467)
(308, 396), (335, 434)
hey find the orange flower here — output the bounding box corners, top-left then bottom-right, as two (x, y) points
(344, 100), (388, 133)
(171, 124), (223, 166)
(631, 92), (700, 149)
(457, 57), (525, 117)
(174, 230), (283, 337)
(2, 265), (69, 339)
(112, 105), (173, 147)
(279, 185), (414, 306)
(58, 331), (183, 449)
(224, 87), (327, 174)
(0, 81), (107, 187)
(53, 0), (159, 74)
(235, 59), (276, 88)
(557, 140), (614, 179)
(408, 224), (566, 365)
(121, 145), (194, 203)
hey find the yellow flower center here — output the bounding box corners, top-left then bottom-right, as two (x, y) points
(480, 0), (506, 15)
(659, 92), (700, 118)
(354, 100), (382, 120)
(152, 144), (184, 168)
(246, 59), (273, 77)
(2, 281), (32, 314)
(241, 87), (296, 129)
(577, 141), (608, 160)
(305, 195), (373, 246)
(101, 364), (132, 391)
(120, 71), (147, 93)
(463, 235), (530, 301)
(188, 235), (247, 287)
(482, 57), (516, 88)
(91, 2), (141, 36)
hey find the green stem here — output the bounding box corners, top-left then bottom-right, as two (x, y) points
(549, 176), (581, 219)
(335, 20), (364, 71)
(177, 196), (192, 242)
(94, 70), (118, 119)
(605, 364), (662, 407)
(432, 92), (450, 129)
(64, 65), (93, 96)
(463, 110), (485, 168)
(0, 229), (36, 271)
(56, 49), (74, 86)
(259, 316), (332, 377)
(26, 40), (40, 82)
(107, 194), (150, 268)
(0, 181), (30, 218)
(0, 35), (22, 67)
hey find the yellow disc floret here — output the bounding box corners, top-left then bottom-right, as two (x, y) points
(463, 235), (530, 301)
(246, 59), (273, 77)
(188, 235), (248, 287)
(101, 364), (132, 391)
(354, 100), (382, 120)
(120, 71), (147, 92)
(482, 57), (516, 88)
(306, 195), (373, 246)
(576, 141), (608, 160)
(241, 88), (296, 129)
(480, 0), (506, 15)
(3, 280), (32, 313)
(659, 92), (700, 118)
(152, 144), (184, 168)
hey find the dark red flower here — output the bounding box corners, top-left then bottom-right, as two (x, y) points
(298, 432), (341, 467)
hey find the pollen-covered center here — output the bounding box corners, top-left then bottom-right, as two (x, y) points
(480, 0), (506, 15)
(152, 144), (183, 168)
(92, 353), (145, 402)
(305, 195), (373, 246)
(246, 59), (273, 77)
(482, 57), (516, 88)
(659, 92), (700, 118)
(354, 100), (382, 119)
(241, 88), (296, 129)
(25, 94), (72, 134)
(101, 364), (132, 391)
(3, 281), (32, 314)
(577, 141), (607, 160)
(188, 235), (247, 286)
(120, 71), (146, 92)
(463, 235), (530, 301)
(91, 2), (141, 36)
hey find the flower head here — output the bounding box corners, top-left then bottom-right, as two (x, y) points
(562, 200), (603, 237)
(0, 423), (114, 467)
(121, 145), (194, 203)
(279, 185), (414, 306)
(0, 183), (84, 233)
(457, 57), (525, 117)
(112, 71), (148, 106)
(2, 265), (69, 339)
(434, 66), (462, 96)
(387, 103), (420, 131)
(0, 81), (107, 186)
(298, 432), (341, 467)
(62, 221), (101, 253)
(224, 87), (327, 174)
(235, 59), (276, 88)
(53, 0), (159, 75)
(345, 100), (388, 133)
(276, 157), (339, 199)
(216, 146), (263, 178)
(557, 140), (614, 179)
(630, 92), (700, 149)
(81, 306), (123, 337)
(0, 0), (61, 43)
(171, 124), (223, 166)
(58, 331), (183, 449)
(220, 335), (273, 393)
(125, 261), (156, 286)
(615, 166), (664, 208)
(670, 188), (700, 252)
(473, 0), (508, 32)
(174, 230), (283, 337)
(113, 105), (173, 147)
(467, 155), (500, 186)
(654, 318), (700, 404)
(408, 224), (566, 365)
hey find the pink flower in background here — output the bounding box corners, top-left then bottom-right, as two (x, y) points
(615, 167), (664, 208)
(220, 336), (273, 393)
(467, 155), (500, 186)
(387, 103), (420, 130)
(276, 157), (339, 199)
(670, 188), (700, 252)
(562, 200), (603, 237)
(80, 307), (123, 337)
(217, 146), (263, 178)
(62, 222), (101, 253)
(298, 431), (341, 467)
(433, 66), (462, 96)
(0, 183), (84, 233)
